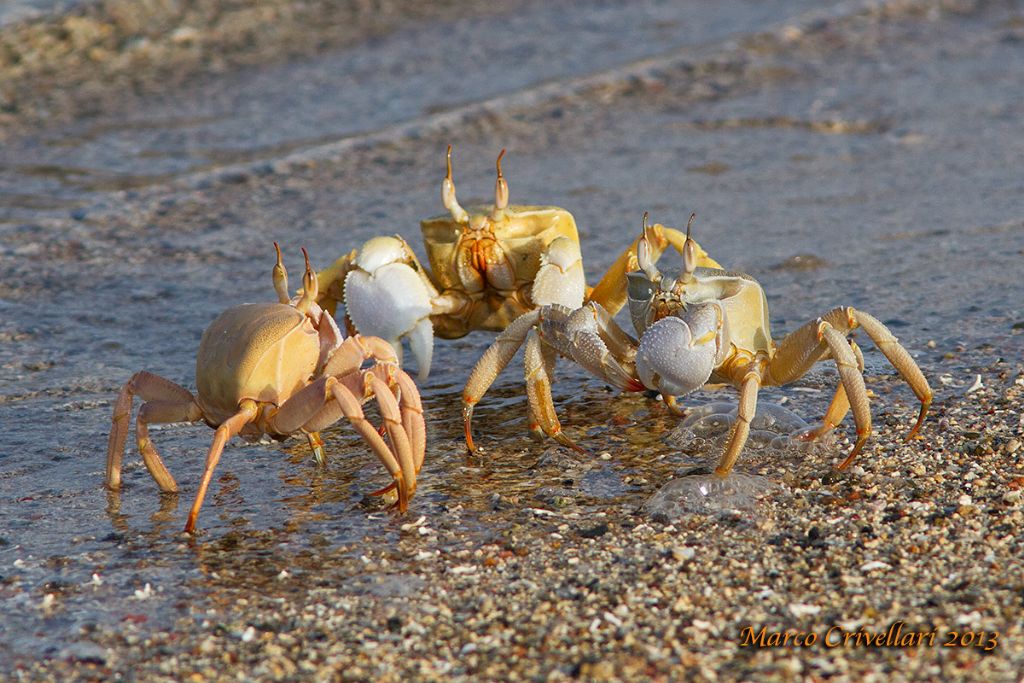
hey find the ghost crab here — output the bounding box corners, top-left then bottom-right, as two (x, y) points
(463, 212), (932, 476)
(311, 146), (719, 380)
(106, 245), (425, 534)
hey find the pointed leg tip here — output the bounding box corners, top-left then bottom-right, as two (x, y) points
(905, 405), (929, 441)
(837, 440), (867, 471)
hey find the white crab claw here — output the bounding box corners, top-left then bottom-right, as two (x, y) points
(407, 317), (434, 381)
(343, 237), (434, 379)
(531, 236), (586, 308)
(636, 302), (725, 397)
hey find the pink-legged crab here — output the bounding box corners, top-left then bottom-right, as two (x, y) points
(106, 245), (425, 533)
(463, 213), (932, 475)
(310, 146), (720, 381)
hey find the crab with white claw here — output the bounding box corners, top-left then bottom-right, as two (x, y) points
(310, 145), (719, 382)
(462, 212), (933, 476)
(106, 244), (426, 534)
(461, 212), (722, 451)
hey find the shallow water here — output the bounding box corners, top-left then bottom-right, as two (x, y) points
(1, 0), (1023, 670)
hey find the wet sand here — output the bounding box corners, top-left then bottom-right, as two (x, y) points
(1, 0), (1023, 679)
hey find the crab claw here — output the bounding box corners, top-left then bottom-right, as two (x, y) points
(343, 236), (435, 380)
(636, 302), (726, 397)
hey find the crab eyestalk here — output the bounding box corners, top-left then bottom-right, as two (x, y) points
(681, 212), (698, 283)
(272, 242), (290, 304)
(492, 148), (509, 220)
(295, 247), (318, 314)
(637, 212), (661, 282)
(442, 144), (470, 224)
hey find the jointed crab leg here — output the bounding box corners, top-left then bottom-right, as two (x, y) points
(327, 377), (415, 511)
(136, 399), (203, 492)
(463, 310), (542, 451)
(765, 315), (873, 469)
(715, 370), (762, 477)
(309, 249), (357, 318)
(767, 306), (932, 443)
(846, 309), (932, 438)
(524, 330), (582, 452)
(715, 319), (876, 475)
(185, 400), (260, 534)
(323, 334), (399, 375)
(106, 371), (202, 492)
(306, 432), (327, 466)
(464, 300), (649, 452)
(798, 338), (864, 442)
(818, 323), (873, 469)
(392, 370), (426, 472)
(267, 361), (422, 507)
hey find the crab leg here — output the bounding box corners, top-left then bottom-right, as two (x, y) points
(462, 310), (541, 451)
(392, 370), (426, 472)
(271, 361), (422, 483)
(354, 366), (426, 497)
(714, 370), (762, 477)
(766, 316), (873, 468)
(106, 371), (202, 491)
(185, 400), (260, 534)
(136, 400), (204, 492)
(524, 330), (584, 452)
(367, 374), (416, 495)
(817, 323), (873, 469)
(769, 307), (932, 442)
(306, 432), (327, 466)
(798, 339), (864, 441)
(323, 334), (399, 377)
(845, 309), (932, 439)
(763, 316), (836, 386)
(327, 376), (415, 511)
